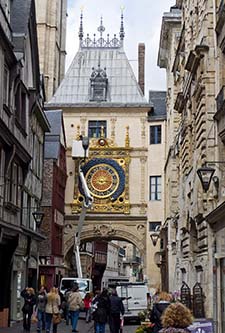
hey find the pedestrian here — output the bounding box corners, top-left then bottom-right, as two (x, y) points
(67, 282), (84, 332)
(36, 286), (47, 332)
(159, 302), (193, 333)
(109, 289), (124, 333)
(45, 287), (61, 333)
(91, 290), (101, 333)
(21, 287), (36, 332)
(93, 289), (110, 333)
(84, 292), (92, 323)
(150, 291), (172, 333)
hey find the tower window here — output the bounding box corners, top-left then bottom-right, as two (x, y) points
(88, 120), (107, 138)
(90, 65), (108, 102)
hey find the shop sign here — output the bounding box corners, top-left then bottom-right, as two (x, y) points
(188, 320), (213, 333)
(54, 209), (64, 226)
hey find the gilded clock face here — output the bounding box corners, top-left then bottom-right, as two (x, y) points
(86, 164), (119, 198)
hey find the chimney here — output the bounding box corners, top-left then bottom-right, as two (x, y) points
(138, 43), (145, 95)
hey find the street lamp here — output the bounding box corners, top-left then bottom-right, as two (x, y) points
(81, 136), (89, 161)
(197, 161), (225, 193)
(150, 232), (160, 246)
(32, 210), (44, 228)
(197, 166), (215, 192)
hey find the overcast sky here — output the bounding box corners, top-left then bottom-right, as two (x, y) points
(66, 0), (175, 97)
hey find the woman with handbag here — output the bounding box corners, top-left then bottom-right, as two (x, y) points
(67, 283), (84, 333)
(45, 287), (61, 333)
(21, 287), (36, 332)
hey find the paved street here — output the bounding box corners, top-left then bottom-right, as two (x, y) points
(0, 318), (138, 333)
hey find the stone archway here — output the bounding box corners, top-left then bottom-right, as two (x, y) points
(64, 217), (147, 275)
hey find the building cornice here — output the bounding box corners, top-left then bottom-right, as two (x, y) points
(158, 8), (181, 68)
(205, 201), (225, 230)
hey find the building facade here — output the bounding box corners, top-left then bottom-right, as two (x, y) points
(35, 0), (67, 101)
(39, 110), (67, 291)
(147, 91), (167, 291)
(46, 13), (164, 290)
(158, 1), (225, 330)
(0, 0), (49, 326)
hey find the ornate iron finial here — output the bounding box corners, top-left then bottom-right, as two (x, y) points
(76, 125), (81, 140)
(79, 11), (84, 45)
(120, 6), (125, 44)
(97, 17), (105, 38)
(125, 126), (130, 147)
(80, 14), (124, 49)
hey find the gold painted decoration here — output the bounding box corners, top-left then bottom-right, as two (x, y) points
(72, 134), (130, 214)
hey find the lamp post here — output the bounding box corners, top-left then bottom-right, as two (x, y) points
(32, 210), (44, 228)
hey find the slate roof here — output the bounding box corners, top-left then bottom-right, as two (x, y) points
(10, 0), (32, 35)
(48, 48), (149, 108)
(148, 91), (167, 120)
(44, 110), (65, 159)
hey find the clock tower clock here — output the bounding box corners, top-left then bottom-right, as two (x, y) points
(72, 135), (130, 214)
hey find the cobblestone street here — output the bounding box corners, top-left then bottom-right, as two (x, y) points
(0, 318), (138, 333)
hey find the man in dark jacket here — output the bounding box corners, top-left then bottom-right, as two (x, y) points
(150, 292), (171, 333)
(109, 289), (124, 333)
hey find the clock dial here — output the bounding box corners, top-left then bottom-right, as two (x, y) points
(79, 158), (126, 201)
(86, 164), (119, 198)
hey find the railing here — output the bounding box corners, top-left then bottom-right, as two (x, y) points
(123, 256), (141, 264)
(94, 251), (107, 264)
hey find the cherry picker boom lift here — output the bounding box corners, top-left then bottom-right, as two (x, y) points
(72, 137), (93, 278)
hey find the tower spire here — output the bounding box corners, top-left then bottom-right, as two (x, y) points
(120, 7), (125, 46)
(79, 10), (84, 46)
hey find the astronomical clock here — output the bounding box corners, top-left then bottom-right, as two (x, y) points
(72, 132), (130, 214)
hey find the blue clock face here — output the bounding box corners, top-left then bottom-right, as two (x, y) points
(80, 158), (125, 201)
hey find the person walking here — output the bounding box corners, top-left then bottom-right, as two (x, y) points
(21, 287), (36, 332)
(67, 283), (84, 333)
(150, 292), (172, 333)
(159, 302), (193, 333)
(93, 289), (110, 333)
(45, 287), (61, 333)
(36, 286), (47, 332)
(109, 289), (124, 333)
(84, 293), (92, 323)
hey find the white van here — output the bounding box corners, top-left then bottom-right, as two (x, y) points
(59, 277), (93, 299)
(115, 283), (148, 321)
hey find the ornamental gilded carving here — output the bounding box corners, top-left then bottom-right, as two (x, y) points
(72, 135), (131, 214)
(93, 224), (116, 237)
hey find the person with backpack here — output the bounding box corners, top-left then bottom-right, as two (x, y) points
(93, 289), (110, 333)
(150, 292), (172, 333)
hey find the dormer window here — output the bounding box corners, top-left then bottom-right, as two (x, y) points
(90, 65), (108, 101)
